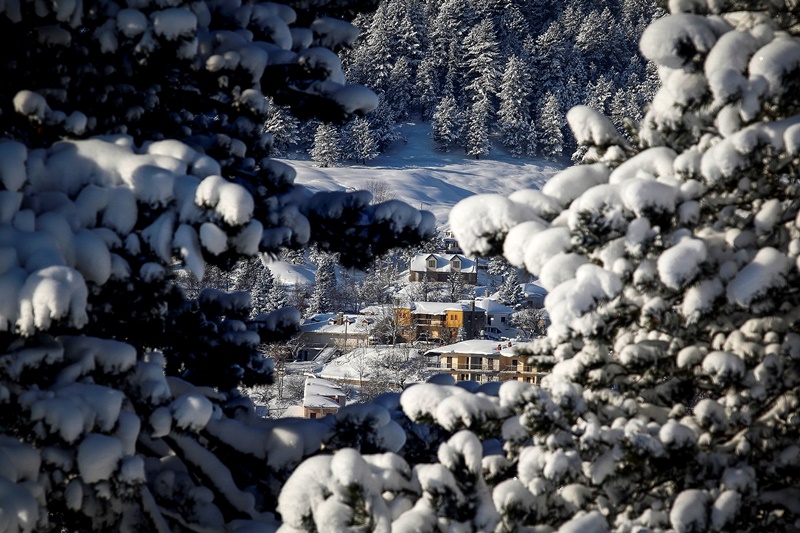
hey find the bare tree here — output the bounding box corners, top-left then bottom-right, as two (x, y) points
(510, 308), (549, 338)
(365, 179), (395, 204)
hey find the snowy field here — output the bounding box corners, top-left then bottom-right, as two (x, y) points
(283, 122), (562, 226)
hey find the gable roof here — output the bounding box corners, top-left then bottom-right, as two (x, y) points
(522, 281), (548, 296)
(300, 313), (371, 335)
(471, 298), (516, 315)
(303, 377), (345, 408)
(411, 301), (482, 315)
(425, 339), (521, 357)
(409, 253), (477, 274)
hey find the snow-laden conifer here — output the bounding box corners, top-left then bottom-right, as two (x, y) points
(432, 95), (464, 152)
(310, 123), (343, 167)
(306, 254), (337, 316)
(538, 92), (565, 160)
(0, 0), (435, 530)
(497, 55), (536, 157)
(344, 116), (379, 165)
(465, 96), (492, 159)
(283, 2), (800, 531)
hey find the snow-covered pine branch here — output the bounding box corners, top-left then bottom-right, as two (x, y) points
(283, 2), (800, 531)
(0, 0), (433, 530)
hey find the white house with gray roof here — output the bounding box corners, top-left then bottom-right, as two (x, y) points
(409, 253), (478, 283)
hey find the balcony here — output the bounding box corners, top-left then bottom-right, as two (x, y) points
(416, 318), (446, 326)
(428, 362), (499, 372)
(500, 365), (536, 373)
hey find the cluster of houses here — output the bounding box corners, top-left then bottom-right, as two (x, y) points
(298, 338), (545, 418)
(286, 244), (551, 418)
(293, 295), (519, 360)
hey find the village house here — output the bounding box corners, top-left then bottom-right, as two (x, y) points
(425, 339), (544, 384)
(396, 301), (485, 343)
(302, 376), (346, 419)
(294, 312), (375, 360)
(441, 230), (463, 254)
(521, 281), (548, 308)
(471, 298), (520, 339)
(408, 253), (478, 283)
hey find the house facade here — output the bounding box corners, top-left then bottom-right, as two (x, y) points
(396, 302), (485, 343)
(409, 253), (478, 283)
(441, 230), (463, 254)
(472, 298), (520, 339)
(426, 339), (543, 384)
(295, 313), (374, 360)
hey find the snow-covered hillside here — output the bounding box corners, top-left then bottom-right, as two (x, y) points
(285, 122), (561, 225)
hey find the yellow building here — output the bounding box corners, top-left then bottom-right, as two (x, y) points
(396, 302), (485, 343)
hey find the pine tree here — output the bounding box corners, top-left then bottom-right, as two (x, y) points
(465, 95), (492, 159)
(415, 54), (441, 120)
(497, 269), (524, 309)
(537, 92), (564, 160)
(368, 94), (400, 151)
(576, 7), (623, 72)
(356, 1), (397, 93)
(496, 2), (530, 56)
(251, 263), (288, 316)
(463, 19), (501, 103)
(386, 57), (413, 120)
(310, 123), (342, 167)
(431, 95), (463, 152)
(271, 1), (800, 531)
(0, 1), (435, 530)
(585, 73), (614, 115)
(387, 0), (424, 68)
(307, 255), (337, 315)
(447, 3), (800, 530)
(281, 248), (307, 265)
(345, 116), (379, 165)
(497, 55), (535, 157)
(264, 99), (301, 156)
(530, 21), (571, 100)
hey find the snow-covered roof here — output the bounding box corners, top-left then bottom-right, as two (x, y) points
(303, 377), (345, 408)
(426, 339), (519, 357)
(409, 253), (477, 274)
(489, 282), (548, 303)
(471, 298), (516, 315)
(318, 346), (423, 381)
(411, 301), (480, 316)
(522, 281), (548, 296)
(359, 304), (394, 316)
(300, 313), (372, 335)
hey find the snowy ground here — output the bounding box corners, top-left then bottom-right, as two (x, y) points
(283, 122), (563, 226)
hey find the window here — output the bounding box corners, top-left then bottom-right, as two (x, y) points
(309, 412), (317, 419)
(500, 316), (506, 323)
(451, 258), (461, 270)
(427, 258), (437, 269)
